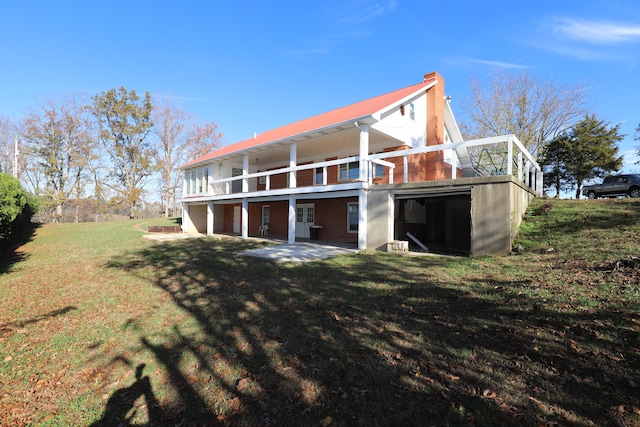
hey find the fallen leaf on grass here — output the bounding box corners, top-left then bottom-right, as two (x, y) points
(320, 415), (333, 426)
(482, 389), (497, 399)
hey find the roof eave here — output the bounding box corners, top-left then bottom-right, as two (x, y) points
(371, 79), (438, 121)
(180, 114), (378, 169)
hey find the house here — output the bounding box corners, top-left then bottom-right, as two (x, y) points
(179, 72), (541, 256)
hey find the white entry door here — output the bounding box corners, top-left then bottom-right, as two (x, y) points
(295, 204), (315, 238)
(233, 206), (241, 234)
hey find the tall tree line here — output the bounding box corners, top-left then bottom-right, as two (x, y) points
(0, 89), (223, 222)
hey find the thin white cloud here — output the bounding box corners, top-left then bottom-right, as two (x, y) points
(527, 39), (613, 61)
(552, 18), (640, 44)
(467, 58), (530, 69)
(328, 0), (398, 37)
(284, 0), (398, 58)
(447, 57), (530, 70)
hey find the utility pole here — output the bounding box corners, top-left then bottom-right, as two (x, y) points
(13, 137), (19, 179)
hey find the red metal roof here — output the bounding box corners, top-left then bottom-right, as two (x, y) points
(183, 76), (438, 167)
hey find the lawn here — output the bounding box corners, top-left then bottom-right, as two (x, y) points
(1, 199), (639, 427)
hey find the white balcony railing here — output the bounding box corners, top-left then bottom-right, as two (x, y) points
(183, 134), (542, 200)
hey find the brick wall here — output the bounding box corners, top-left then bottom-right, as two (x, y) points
(222, 198), (358, 242)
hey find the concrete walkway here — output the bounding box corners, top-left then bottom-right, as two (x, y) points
(240, 241), (359, 263)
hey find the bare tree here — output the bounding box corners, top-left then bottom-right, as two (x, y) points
(0, 116), (16, 175)
(185, 121), (224, 161)
(92, 87), (154, 219)
(20, 93), (97, 221)
(153, 97), (224, 217)
(460, 69), (590, 157)
(153, 97), (189, 218)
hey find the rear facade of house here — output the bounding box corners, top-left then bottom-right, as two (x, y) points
(179, 72), (542, 256)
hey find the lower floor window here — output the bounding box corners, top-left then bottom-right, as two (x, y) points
(347, 202), (358, 233)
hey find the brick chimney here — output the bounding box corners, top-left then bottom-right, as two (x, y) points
(423, 71), (448, 180)
(424, 71), (445, 147)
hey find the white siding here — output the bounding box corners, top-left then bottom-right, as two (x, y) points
(372, 93), (427, 148)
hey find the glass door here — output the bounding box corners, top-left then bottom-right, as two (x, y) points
(295, 204), (315, 239)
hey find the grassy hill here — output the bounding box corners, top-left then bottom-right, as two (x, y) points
(0, 199), (639, 426)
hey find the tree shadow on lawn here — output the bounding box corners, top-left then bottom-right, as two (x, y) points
(100, 239), (639, 426)
(0, 305), (77, 337)
(0, 223), (40, 275)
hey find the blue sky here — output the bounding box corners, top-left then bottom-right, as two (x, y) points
(1, 0), (639, 172)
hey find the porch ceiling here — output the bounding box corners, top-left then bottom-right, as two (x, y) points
(231, 126), (405, 168)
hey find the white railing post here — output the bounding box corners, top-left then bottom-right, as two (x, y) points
(517, 152), (523, 181)
(507, 137), (513, 176)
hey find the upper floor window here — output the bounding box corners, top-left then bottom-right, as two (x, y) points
(185, 167), (209, 195)
(372, 152), (384, 178)
(339, 161), (359, 181)
(409, 103), (415, 121)
(373, 163), (384, 178)
(231, 168), (243, 193)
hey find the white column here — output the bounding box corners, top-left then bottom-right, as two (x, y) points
(242, 155), (249, 193)
(241, 198), (248, 239)
(289, 143), (297, 189)
(403, 155), (408, 183)
(358, 125), (369, 182)
(358, 188), (367, 250)
(451, 149), (457, 179)
(388, 192), (394, 243)
(288, 195), (296, 244)
(181, 203), (190, 233)
(207, 201), (214, 236)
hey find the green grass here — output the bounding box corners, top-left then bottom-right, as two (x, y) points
(1, 203), (639, 426)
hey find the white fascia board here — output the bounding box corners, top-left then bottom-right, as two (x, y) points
(444, 100), (464, 143)
(371, 80), (437, 121)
